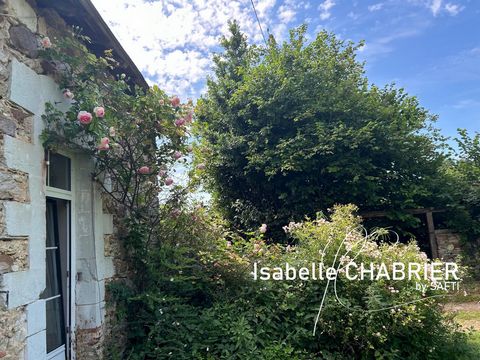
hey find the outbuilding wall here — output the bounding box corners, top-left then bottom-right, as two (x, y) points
(0, 1), (122, 359)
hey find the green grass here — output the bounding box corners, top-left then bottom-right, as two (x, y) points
(444, 295), (480, 358)
(455, 310), (480, 322)
(446, 281), (480, 303)
(465, 331), (480, 357)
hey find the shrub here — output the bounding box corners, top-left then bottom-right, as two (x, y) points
(110, 205), (477, 359)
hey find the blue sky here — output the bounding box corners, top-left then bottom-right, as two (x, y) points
(91, 0), (480, 139)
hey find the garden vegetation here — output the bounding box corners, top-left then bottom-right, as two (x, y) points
(40, 24), (480, 359)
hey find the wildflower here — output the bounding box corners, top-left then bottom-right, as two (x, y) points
(170, 209), (181, 218)
(174, 151), (182, 160)
(175, 118), (186, 127)
(138, 166), (150, 174)
(165, 177), (174, 186)
(63, 89), (74, 100)
(77, 111), (92, 125)
(259, 223), (267, 233)
(93, 106), (105, 118)
(41, 37), (52, 48)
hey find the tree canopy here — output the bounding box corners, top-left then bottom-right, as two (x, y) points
(195, 22), (448, 239)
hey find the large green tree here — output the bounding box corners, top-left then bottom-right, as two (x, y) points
(195, 22), (447, 239)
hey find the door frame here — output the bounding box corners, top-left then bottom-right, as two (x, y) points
(45, 149), (77, 360)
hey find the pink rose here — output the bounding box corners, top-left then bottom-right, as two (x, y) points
(174, 118), (186, 127)
(158, 170), (167, 178)
(173, 151), (182, 160)
(97, 138), (109, 151)
(165, 177), (174, 186)
(170, 209), (181, 218)
(185, 111), (193, 123)
(109, 126), (116, 137)
(196, 163), (206, 170)
(170, 96), (180, 107)
(159, 99), (165, 105)
(138, 166), (150, 174)
(93, 106), (105, 118)
(187, 145), (193, 153)
(63, 89), (74, 100)
(226, 241), (232, 248)
(77, 111), (93, 125)
(259, 224), (267, 233)
(41, 37), (52, 48)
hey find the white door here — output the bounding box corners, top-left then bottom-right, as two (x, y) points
(44, 151), (73, 360)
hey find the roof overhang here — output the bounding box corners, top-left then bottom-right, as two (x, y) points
(37, 0), (149, 90)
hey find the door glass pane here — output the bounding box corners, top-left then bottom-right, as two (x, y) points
(45, 249), (61, 299)
(44, 199), (68, 355)
(48, 153), (71, 191)
(46, 297), (65, 352)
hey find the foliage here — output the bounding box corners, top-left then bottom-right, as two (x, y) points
(39, 27), (478, 360)
(111, 205), (477, 359)
(438, 130), (480, 277)
(193, 22), (448, 239)
(40, 31), (192, 226)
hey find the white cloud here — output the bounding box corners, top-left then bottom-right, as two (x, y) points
(444, 3), (463, 16)
(318, 0), (336, 20)
(91, 0), (278, 98)
(278, 5), (296, 23)
(453, 99), (480, 109)
(347, 11), (359, 20)
(368, 3), (384, 12)
(429, 0), (442, 16)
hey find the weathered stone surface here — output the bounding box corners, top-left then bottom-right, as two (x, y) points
(37, 8), (67, 39)
(10, 105), (33, 142)
(436, 229), (462, 261)
(37, 16), (47, 36)
(76, 326), (104, 360)
(8, 25), (38, 58)
(40, 59), (71, 82)
(0, 168), (29, 202)
(0, 306), (26, 359)
(8, 0), (38, 32)
(0, 115), (15, 136)
(0, 254), (13, 273)
(0, 203), (5, 236)
(10, 106), (29, 122)
(0, 238), (28, 272)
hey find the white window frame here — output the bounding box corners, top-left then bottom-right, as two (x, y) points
(45, 149), (77, 360)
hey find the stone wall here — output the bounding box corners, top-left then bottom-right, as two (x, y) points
(0, 1), (42, 357)
(0, 0), (127, 359)
(435, 229), (462, 262)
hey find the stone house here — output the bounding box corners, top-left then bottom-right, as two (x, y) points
(0, 0), (146, 359)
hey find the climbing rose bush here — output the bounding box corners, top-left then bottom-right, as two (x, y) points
(40, 33), (192, 220)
